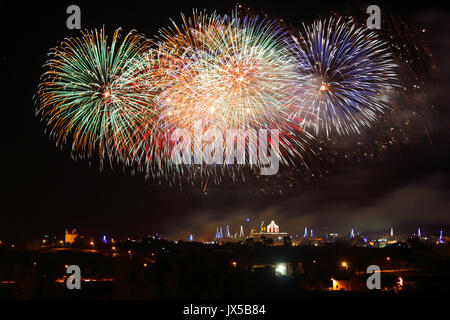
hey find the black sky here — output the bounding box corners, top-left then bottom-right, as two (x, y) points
(1, 0), (449, 242)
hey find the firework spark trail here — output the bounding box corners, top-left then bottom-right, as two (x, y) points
(36, 28), (156, 167)
(128, 11), (313, 181)
(35, 12), (407, 186)
(152, 11), (300, 129)
(290, 18), (398, 136)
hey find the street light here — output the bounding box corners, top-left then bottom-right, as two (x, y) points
(398, 277), (403, 288)
(275, 263), (287, 276)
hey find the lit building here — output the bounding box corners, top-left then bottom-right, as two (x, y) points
(331, 278), (365, 291)
(65, 229), (78, 244)
(250, 220), (288, 243)
(251, 262), (294, 277)
(267, 221), (279, 233)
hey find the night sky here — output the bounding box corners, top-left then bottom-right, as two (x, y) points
(1, 0), (449, 243)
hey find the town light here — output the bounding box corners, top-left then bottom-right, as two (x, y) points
(331, 278), (338, 291)
(275, 263), (287, 276)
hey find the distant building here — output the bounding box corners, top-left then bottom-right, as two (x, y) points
(65, 229), (78, 244)
(331, 278), (366, 291)
(250, 220), (288, 243)
(267, 221), (279, 233)
(252, 262), (294, 277)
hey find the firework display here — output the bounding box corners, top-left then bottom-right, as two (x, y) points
(35, 9), (406, 184)
(36, 28), (155, 166)
(128, 12), (311, 180)
(153, 12), (299, 129)
(290, 18), (397, 136)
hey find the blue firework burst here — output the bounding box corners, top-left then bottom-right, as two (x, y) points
(291, 18), (398, 135)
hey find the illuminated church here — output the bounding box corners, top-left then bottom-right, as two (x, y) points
(250, 220), (288, 242)
(65, 229), (79, 244)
